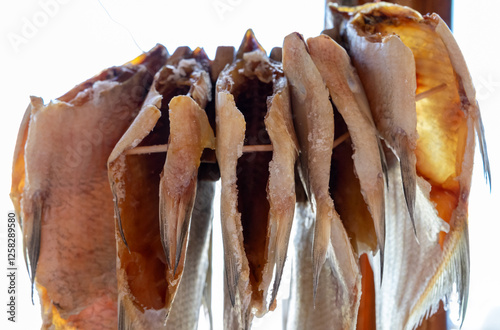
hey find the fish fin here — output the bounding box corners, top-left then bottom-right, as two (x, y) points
(159, 179), (196, 273)
(269, 222), (293, 310)
(111, 181), (129, 252)
(377, 139), (387, 282)
(160, 94), (214, 273)
(203, 228), (214, 330)
(118, 296), (132, 330)
(474, 110), (491, 189)
(378, 138), (389, 189)
(312, 210), (329, 306)
(26, 190), (44, 304)
(379, 156), (452, 329)
(378, 215), (385, 284)
(224, 249), (240, 307)
(407, 216), (469, 329)
(223, 271), (250, 330)
(175, 201), (192, 275)
(398, 142), (418, 240)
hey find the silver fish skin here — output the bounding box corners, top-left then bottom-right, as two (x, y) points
(165, 180), (215, 330)
(286, 203), (353, 330)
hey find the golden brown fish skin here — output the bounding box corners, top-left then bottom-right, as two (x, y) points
(216, 30), (298, 329)
(109, 47), (216, 329)
(13, 45), (167, 330)
(331, 2), (490, 328)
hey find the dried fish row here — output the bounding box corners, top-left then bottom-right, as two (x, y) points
(10, 2), (489, 329)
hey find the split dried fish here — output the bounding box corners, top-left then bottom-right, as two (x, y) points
(283, 31), (386, 330)
(108, 47), (216, 329)
(216, 30), (299, 329)
(330, 2), (490, 328)
(307, 33), (386, 259)
(10, 3), (489, 329)
(10, 45), (167, 329)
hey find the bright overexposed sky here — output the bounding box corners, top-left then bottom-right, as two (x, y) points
(0, 0), (498, 329)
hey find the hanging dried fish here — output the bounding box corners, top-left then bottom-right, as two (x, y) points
(108, 46), (217, 329)
(330, 2), (490, 329)
(216, 29), (299, 329)
(10, 2), (490, 329)
(283, 32), (364, 330)
(307, 33), (386, 260)
(10, 45), (167, 329)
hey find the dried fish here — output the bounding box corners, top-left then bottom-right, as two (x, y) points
(283, 32), (361, 330)
(108, 47), (216, 329)
(10, 45), (167, 329)
(216, 30), (299, 329)
(330, 2), (490, 328)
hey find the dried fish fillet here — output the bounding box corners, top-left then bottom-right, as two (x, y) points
(108, 47), (216, 329)
(283, 32), (361, 330)
(216, 30), (298, 329)
(331, 2), (490, 328)
(10, 45), (167, 329)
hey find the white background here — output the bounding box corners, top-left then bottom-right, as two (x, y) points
(0, 0), (498, 329)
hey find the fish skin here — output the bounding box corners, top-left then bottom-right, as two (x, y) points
(332, 3), (419, 235)
(109, 49), (215, 329)
(159, 68), (214, 271)
(215, 87), (247, 321)
(380, 150), (449, 330)
(331, 3), (490, 328)
(159, 93), (215, 307)
(287, 203), (356, 330)
(283, 32), (335, 295)
(164, 180), (215, 330)
(283, 32), (361, 330)
(216, 30), (298, 329)
(13, 45), (166, 329)
(262, 77), (299, 310)
(307, 34), (385, 259)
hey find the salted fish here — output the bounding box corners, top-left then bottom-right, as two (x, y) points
(108, 47), (216, 329)
(331, 2), (490, 328)
(283, 32), (363, 330)
(10, 45), (167, 329)
(216, 30), (299, 329)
